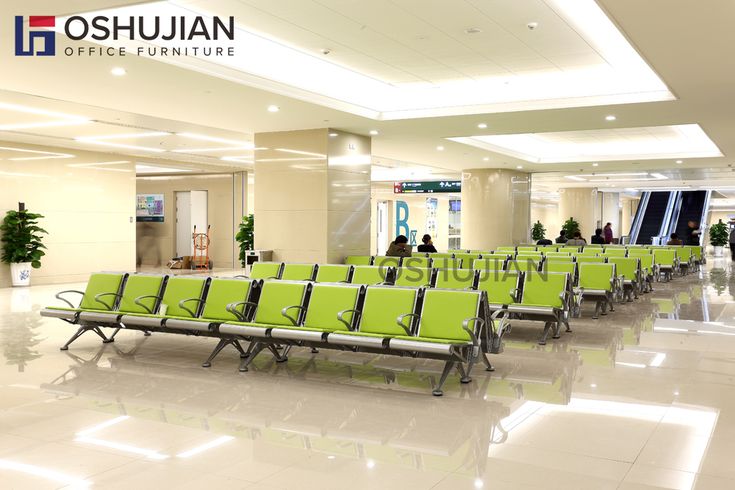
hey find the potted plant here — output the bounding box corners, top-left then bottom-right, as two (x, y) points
(562, 217), (580, 237)
(235, 214), (254, 267)
(531, 221), (546, 241)
(0, 204), (47, 287)
(709, 219), (728, 257)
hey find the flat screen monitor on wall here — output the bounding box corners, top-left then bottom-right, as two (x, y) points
(136, 194), (164, 222)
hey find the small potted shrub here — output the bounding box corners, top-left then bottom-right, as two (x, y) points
(235, 214), (254, 267)
(1, 205), (47, 286)
(562, 217), (580, 237)
(531, 221), (546, 241)
(709, 219), (728, 257)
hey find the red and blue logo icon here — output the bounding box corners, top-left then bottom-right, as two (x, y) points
(15, 16), (56, 56)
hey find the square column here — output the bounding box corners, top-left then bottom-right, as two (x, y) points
(254, 128), (371, 263)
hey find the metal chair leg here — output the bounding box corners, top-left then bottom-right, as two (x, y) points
(239, 343), (266, 372)
(432, 360), (456, 396)
(202, 338), (231, 368)
(60, 326), (87, 351)
(481, 352), (495, 372)
(457, 361), (472, 384)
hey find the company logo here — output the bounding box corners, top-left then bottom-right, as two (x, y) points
(15, 15), (56, 56)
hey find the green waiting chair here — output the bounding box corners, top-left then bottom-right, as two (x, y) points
(350, 265), (392, 285)
(576, 256), (606, 264)
(250, 262), (283, 279)
(434, 268), (477, 289)
(373, 256), (401, 268)
(281, 263), (317, 281)
(496, 247), (517, 254)
(559, 246), (581, 253)
(506, 259), (541, 273)
(454, 253), (480, 269)
(402, 256), (432, 269)
(544, 261), (578, 286)
(635, 253), (655, 293)
(516, 246), (537, 252)
(602, 248), (627, 257)
(476, 270), (521, 311)
(315, 264), (352, 283)
(653, 249), (678, 282)
(473, 257), (506, 271)
(607, 257), (641, 302)
(394, 267), (434, 287)
(545, 255), (574, 263)
(675, 247), (693, 275)
(118, 276), (209, 330)
(345, 255), (373, 266)
(432, 257), (463, 269)
(506, 271), (571, 345)
(575, 263), (617, 319)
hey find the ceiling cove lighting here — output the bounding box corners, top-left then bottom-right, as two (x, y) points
(274, 148), (327, 158)
(176, 132), (254, 148)
(448, 124), (722, 163)
(0, 145), (74, 160)
(76, 132), (169, 153)
(61, 0), (674, 120)
(220, 156), (254, 163)
(0, 102), (90, 130)
(136, 164), (192, 173)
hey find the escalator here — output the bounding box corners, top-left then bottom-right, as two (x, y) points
(631, 192), (672, 244)
(673, 191), (708, 240)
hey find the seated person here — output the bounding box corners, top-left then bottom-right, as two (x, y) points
(417, 234), (438, 253)
(565, 231), (587, 246)
(536, 237), (553, 246)
(667, 233), (683, 246)
(590, 228), (605, 244)
(386, 235), (412, 257)
(555, 230), (568, 243)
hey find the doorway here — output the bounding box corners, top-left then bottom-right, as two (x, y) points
(175, 190), (208, 257)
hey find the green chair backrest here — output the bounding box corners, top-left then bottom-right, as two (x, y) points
(544, 261), (577, 277)
(417, 289), (482, 342)
(428, 253), (454, 259)
(253, 281), (308, 325)
(315, 264), (351, 283)
(675, 247), (692, 262)
(432, 257), (462, 269)
(394, 267), (433, 287)
(538, 245), (559, 252)
(433, 268), (476, 289)
(602, 248), (627, 257)
(454, 254), (479, 269)
(516, 253), (543, 260)
(402, 256), (432, 269)
(473, 258), (505, 270)
(506, 259), (541, 272)
(496, 247), (516, 254)
(79, 273), (126, 310)
(578, 249), (600, 256)
(118, 275), (166, 314)
(358, 287), (418, 336)
(545, 255), (574, 262)
(576, 256), (606, 263)
(250, 262), (283, 279)
(447, 249), (467, 254)
(686, 246), (702, 260)
(476, 270), (520, 305)
(281, 263), (316, 281)
(607, 258), (639, 283)
(517, 246), (537, 252)
(201, 278), (252, 321)
(345, 255), (373, 266)
(559, 246), (580, 253)
(638, 254), (654, 273)
(303, 284), (362, 331)
(160, 277), (208, 317)
(578, 263), (616, 291)
(373, 256), (401, 268)
(350, 266), (391, 285)
(653, 249), (676, 266)
(544, 251), (570, 257)
(520, 272), (567, 308)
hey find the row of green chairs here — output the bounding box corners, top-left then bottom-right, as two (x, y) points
(42, 273), (512, 396)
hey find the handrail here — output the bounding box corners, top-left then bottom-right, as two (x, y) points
(629, 191), (650, 244)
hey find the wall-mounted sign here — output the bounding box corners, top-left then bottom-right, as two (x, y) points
(394, 181), (461, 194)
(136, 194), (164, 222)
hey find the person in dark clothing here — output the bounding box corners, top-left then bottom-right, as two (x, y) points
(667, 233), (683, 246)
(536, 238), (553, 246)
(603, 222), (614, 244)
(386, 235), (412, 257)
(417, 234), (438, 253)
(590, 228), (605, 244)
(555, 230), (568, 244)
(729, 226), (735, 261)
(685, 221), (701, 245)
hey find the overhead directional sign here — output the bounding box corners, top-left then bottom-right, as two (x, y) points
(393, 181), (461, 193)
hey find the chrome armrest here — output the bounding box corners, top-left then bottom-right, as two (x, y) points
(461, 317), (484, 347)
(396, 313), (420, 335)
(178, 297), (204, 318)
(134, 294), (161, 314)
(281, 305), (305, 325)
(337, 308), (360, 330)
(94, 292), (121, 311)
(55, 290), (85, 309)
(225, 300), (258, 322)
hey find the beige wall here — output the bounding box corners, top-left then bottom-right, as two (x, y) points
(601, 192), (621, 239)
(559, 187), (600, 240)
(621, 197), (640, 239)
(136, 173), (246, 268)
(254, 129), (371, 263)
(0, 143), (136, 288)
(531, 204), (561, 240)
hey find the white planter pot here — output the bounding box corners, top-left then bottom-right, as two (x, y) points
(713, 246), (724, 257)
(10, 262), (32, 287)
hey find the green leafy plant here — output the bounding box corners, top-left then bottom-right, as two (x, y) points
(562, 217), (580, 237)
(235, 214), (254, 266)
(531, 221), (546, 241)
(709, 219), (728, 247)
(1, 208), (47, 268)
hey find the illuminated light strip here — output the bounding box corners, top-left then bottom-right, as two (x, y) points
(77, 131), (169, 141)
(0, 101), (86, 120)
(171, 146), (254, 153)
(75, 436), (169, 460)
(257, 157), (326, 162)
(77, 139), (166, 153)
(0, 459), (91, 488)
(275, 148), (327, 158)
(176, 132), (253, 148)
(220, 156), (254, 163)
(0, 119), (91, 131)
(0, 145), (75, 160)
(615, 361), (647, 368)
(176, 436), (235, 458)
(67, 160), (130, 167)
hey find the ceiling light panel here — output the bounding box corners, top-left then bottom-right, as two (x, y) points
(0, 145), (74, 160)
(0, 102), (89, 130)
(58, 0), (674, 120)
(449, 124), (722, 163)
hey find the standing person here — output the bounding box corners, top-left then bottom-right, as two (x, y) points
(686, 221), (701, 245)
(729, 226), (735, 261)
(603, 222), (614, 244)
(417, 234), (438, 253)
(555, 230), (568, 244)
(590, 228), (605, 244)
(566, 231), (587, 246)
(386, 235), (412, 257)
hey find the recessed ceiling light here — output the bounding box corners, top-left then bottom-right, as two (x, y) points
(592, 163), (599, 167)
(676, 160), (683, 164)
(482, 157), (489, 161)
(267, 105), (280, 113)
(368, 130), (379, 136)
(111, 67), (126, 76)
(436, 145), (444, 151)
(516, 165), (523, 169)
(176, 132), (253, 148)
(464, 27), (482, 34)
(477, 123), (487, 129)
(329, 132), (338, 137)
(605, 115), (616, 121)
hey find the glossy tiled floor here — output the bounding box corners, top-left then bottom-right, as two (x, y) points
(3, 261), (735, 489)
